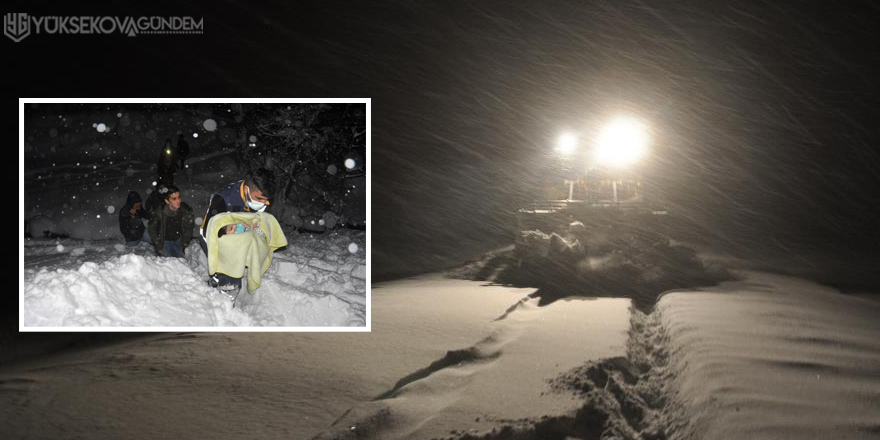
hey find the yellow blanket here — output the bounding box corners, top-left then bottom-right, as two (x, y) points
(206, 212), (288, 293)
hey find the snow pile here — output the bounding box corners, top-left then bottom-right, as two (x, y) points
(23, 229), (367, 328)
(236, 230), (367, 327)
(451, 218), (732, 311)
(517, 229), (585, 260)
(24, 252), (254, 327)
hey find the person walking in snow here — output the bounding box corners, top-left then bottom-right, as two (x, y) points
(156, 139), (178, 186)
(119, 191), (153, 248)
(176, 133), (190, 170)
(148, 185), (194, 258)
(198, 168), (276, 293)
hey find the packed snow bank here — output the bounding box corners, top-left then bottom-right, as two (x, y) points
(656, 271), (880, 440)
(22, 228), (367, 328)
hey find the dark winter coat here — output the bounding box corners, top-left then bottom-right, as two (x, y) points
(119, 191), (150, 242)
(157, 151), (178, 186)
(144, 189), (165, 214)
(148, 202), (194, 254)
(198, 180), (268, 240)
(177, 137), (189, 164)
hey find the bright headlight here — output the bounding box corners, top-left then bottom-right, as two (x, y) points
(594, 117), (649, 168)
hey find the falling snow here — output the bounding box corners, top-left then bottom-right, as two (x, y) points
(17, 6), (880, 435)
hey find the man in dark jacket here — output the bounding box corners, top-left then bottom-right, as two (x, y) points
(198, 168), (275, 293)
(119, 191), (153, 248)
(148, 185), (194, 258)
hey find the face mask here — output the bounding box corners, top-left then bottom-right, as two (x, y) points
(246, 186), (266, 211)
(234, 223), (248, 234)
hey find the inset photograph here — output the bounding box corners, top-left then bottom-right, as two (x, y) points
(21, 99), (369, 330)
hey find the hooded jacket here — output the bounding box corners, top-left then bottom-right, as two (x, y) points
(119, 191), (150, 242)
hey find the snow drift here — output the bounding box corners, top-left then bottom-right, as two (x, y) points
(451, 219), (732, 311)
(23, 229), (367, 328)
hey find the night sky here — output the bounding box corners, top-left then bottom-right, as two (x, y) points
(13, 1), (880, 280)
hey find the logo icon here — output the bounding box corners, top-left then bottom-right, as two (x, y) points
(4, 13), (29, 42)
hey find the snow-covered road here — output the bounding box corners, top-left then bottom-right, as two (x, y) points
(4, 276), (631, 440)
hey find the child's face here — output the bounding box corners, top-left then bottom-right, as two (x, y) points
(225, 224), (237, 235)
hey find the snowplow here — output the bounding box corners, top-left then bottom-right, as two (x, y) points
(517, 168), (668, 239)
(520, 116), (668, 239)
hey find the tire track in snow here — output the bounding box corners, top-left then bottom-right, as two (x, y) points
(314, 294), (629, 440)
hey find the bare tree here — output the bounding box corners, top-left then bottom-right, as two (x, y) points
(237, 103), (366, 228)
